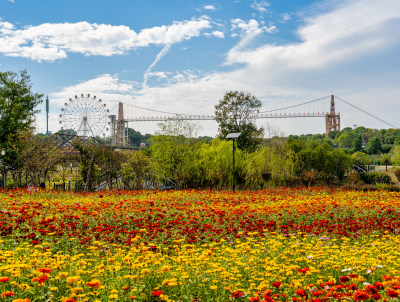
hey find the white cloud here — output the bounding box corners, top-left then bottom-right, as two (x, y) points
(231, 18), (275, 35)
(143, 44), (172, 89)
(226, 0), (400, 68)
(204, 30), (225, 38)
(0, 18), (212, 61)
(250, 1), (270, 13)
(226, 19), (275, 65)
(282, 13), (291, 21)
(204, 5), (217, 10)
(212, 30), (224, 38)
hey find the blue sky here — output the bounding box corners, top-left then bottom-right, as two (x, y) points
(1, 0), (399, 137)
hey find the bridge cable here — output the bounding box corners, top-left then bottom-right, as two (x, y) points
(124, 103), (192, 116)
(335, 96), (398, 129)
(259, 96), (331, 113)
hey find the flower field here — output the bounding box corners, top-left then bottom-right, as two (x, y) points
(1, 188), (400, 302)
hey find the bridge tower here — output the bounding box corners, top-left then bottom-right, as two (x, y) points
(325, 95), (340, 135)
(109, 102), (127, 147)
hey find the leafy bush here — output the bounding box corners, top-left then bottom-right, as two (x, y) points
(394, 168), (400, 182)
(375, 183), (400, 192)
(360, 171), (391, 184)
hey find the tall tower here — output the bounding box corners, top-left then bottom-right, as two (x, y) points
(115, 102), (126, 147)
(325, 95), (340, 135)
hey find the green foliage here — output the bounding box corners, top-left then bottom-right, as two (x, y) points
(0, 70), (43, 145)
(359, 171), (391, 184)
(351, 151), (371, 167)
(287, 139), (351, 184)
(381, 155), (391, 171)
(150, 120), (201, 188)
(215, 90), (263, 151)
(393, 168), (400, 182)
(196, 139), (244, 189)
(364, 137), (382, 155)
(337, 132), (358, 149)
(120, 151), (156, 189)
(126, 128), (153, 148)
(392, 146), (400, 166)
(0, 70), (43, 168)
(244, 138), (296, 188)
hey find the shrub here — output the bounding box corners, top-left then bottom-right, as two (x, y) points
(359, 171), (391, 184)
(394, 168), (400, 182)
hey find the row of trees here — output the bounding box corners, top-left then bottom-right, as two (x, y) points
(120, 118), (352, 190)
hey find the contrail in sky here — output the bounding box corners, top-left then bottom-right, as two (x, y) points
(143, 44), (171, 89)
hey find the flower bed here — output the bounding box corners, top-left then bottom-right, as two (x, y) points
(0, 188), (400, 301)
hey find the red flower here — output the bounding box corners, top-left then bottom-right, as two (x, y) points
(231, 291), (244, 298)
(372, 293), (382, 300)
(38, 268), (51, 274)
(349, 274), (359, 279)
(1, 291), (14, 297)
(348, 283), (358, 290)
(295, 289), (307, 297)
(32, 275), (48, 284)
(272, 282), (282, 288)
(250, 297), (261, 302)
(0, 277), (10, 283)
(375, 282), (384, 290)
(387, 289), (399, 298)
(365, 285), (378, 294)
(264, 295), (274, 302)
(353, 290), (370, 301)
(339, 276), (350, 283)
(298, 268), (310, 274)
(151, 290), (163, 297)
(65, 299), (77, 302)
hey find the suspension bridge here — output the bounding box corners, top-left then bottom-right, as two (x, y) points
(108, 95), (341, 147)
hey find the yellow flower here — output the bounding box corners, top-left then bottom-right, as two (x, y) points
(210, 285), (218, 290)
(67, 276), (80, 284)
(58, 272), (69, 279)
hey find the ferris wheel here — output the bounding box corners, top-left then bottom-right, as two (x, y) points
(59, 94), (109, 137)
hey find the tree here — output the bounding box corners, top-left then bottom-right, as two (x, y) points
(150, 119), (201, 188)
(337, 132), (357, 149)
(365, 137), (382, 155)
(381, 155), (391, 172)
(215, 90), (263, 151)
(244, 138), (296, 188)
(0, 70), (43, 147)
(391, 146), (400, 166)
(121, 151), (156, 189)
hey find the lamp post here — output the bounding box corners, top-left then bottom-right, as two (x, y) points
(1, 150), (5, 189)
(226, 133), (241, 192)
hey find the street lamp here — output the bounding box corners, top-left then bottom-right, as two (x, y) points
(226, 132), (241, 192)
(1, 150), (5, 189)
